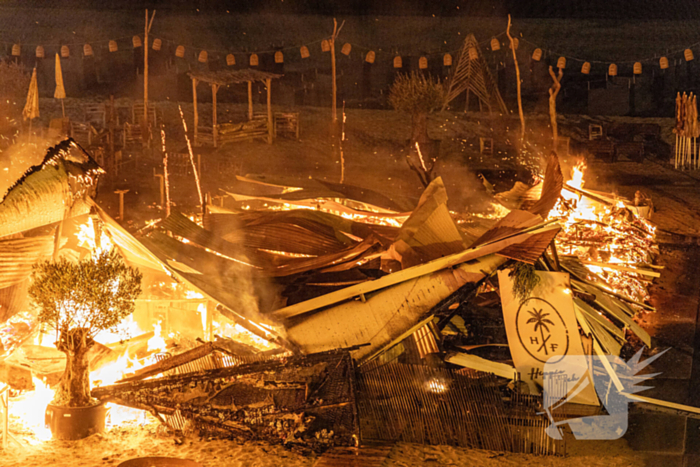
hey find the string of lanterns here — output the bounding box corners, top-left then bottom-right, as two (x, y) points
(6, 27), (700, 75)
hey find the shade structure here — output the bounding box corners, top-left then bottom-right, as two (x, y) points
(54, 54), (66, 99)
(23, 67), (39, 121)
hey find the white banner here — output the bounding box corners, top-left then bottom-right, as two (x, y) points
(498, 270), (598, 406)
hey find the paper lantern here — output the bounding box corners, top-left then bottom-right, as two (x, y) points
(557, 56), (566, 69)
(468, 47), (478, 61)
(83, 44), (93, 57)
(275, 51), (283, 63)
(11, 44), (20, 56)
(365, 51), (375, 64)
(532, 48), (542, 61)
(511, 38), (519, 50)
(300, 46), (310, 59)
(175, 45), (185, 58)
(686, 49), (695, 61)
(108, 40), (118, 52)
(581, 62), (591, 74)
(443, 53), (452, 66)
(226, 54), (236, 66)
(633, 62), (642, 75)
(608, 63), (618, 76)
(419, 56), (428, 69)
(321, 39), (330, 52)
(393, 55), (402, 68)
(341, 43), (351, 55)
(490, 38), (500, 51)
(132, 36), (142, 48)
(61, 45), (69, 58)
(152, 38), (162, 51)
(198, 50), (208, 63)
(660, 56), (669, 69)
(250, 53), (259, 66)
(35, 46), (44, 58)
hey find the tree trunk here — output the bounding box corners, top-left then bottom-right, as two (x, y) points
(55, 328), (95, 407)
(411, 112), (429, 145)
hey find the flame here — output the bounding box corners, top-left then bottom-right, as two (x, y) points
(76, 216), (114, 256)
(548, 162), (657, 304)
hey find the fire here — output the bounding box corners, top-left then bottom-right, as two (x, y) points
(548, 162), (657, 305)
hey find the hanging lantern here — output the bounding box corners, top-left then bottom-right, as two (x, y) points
(365, 51), (375, 64)
(510, 38), (519, 50)
(226, 53), (236, 66)
(11, 44), (20, 56)
(35, 45), (44, 58)
(341, 43), (351, 55)
(686, 49), (695, 61)
(198, 50), (208, 63)
(419, 56), (428, 69)
(633, 62), (642, 75)
(468, 47), (478, 61)
(60, 45), (69, 58)
(608, 63), (618, 76)
(490, 38), (500, 51)
(83, 44), (93, 57)
(393, 55), (402, 68)
(108, 40), (118, 52)
(581, 62), (591, 74)
(443, 53), (452, 66)
(152, 38), (162, 51)
(175, 45), (185, 58)
(132, 35), (142, 48)
(321, 39), (330, 52)
(300, 46), (310, 59)
(557, 56), (566, 69)
(250, 53), (259, 66)
(660, 56), (669, 69)
(275, 51), (283, 63)
(532, 48), (542, 61)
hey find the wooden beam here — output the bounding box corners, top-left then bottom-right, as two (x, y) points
(192, 78), (198, 146)
(247, 81), (253, 121)
(266, 78), (273, 144)
(212, 84), (218, 148)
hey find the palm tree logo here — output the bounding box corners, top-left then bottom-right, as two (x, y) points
(527, 307), (555, 356)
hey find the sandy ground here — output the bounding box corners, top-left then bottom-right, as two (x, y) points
(0, 423), (647, 467)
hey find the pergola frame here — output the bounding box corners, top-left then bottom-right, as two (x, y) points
(188, 69), (282, 146)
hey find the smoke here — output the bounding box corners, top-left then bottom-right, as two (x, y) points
(0, 136), (62, 199)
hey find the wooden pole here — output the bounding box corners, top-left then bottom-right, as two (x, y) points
(266, 78), (273, 144)
(548, 65), (563, 153)
(331, 19), (338, 128)
(247, 81), (253, 120)
(143, 9), (155, 144)
(192, 78), (198, 146)
(109, 95), (115, 175)
(507, 15), (525, 149)
(212, 84), (218, 147)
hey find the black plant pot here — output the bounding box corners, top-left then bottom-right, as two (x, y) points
(45, 401), (106, 440)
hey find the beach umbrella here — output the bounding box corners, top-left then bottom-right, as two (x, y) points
(54, 53), (66, 117)
(23, 67), (40, 122)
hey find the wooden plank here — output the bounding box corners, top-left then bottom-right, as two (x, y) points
(445, 352), (516, 379)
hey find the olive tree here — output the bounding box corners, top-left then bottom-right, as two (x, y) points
(29, 249), (142, 407)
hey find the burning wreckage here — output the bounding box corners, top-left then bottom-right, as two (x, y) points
(0, 139), (661, 454)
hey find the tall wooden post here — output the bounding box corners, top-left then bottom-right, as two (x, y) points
(548, 66), (563, 153)
(192, 78), (198, 146)
(507, 15), (525, 149)
(330, 19), (344, 130)
(109, 95), (115, 174)
(266, 78), (273, 144)
(212, 84), (218, 147)
(143, 9), (155, 144)
(247, 81), (253, 120)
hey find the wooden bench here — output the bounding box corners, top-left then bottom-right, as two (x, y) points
(132, 102), (157, 128)
(585, 139), (616, 162)
(123, 121), (143, 147)
(274, 112), (300, 140)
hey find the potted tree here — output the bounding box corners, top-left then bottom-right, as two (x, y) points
(389, 72), (445, 187)
(29, 248), (142, 440)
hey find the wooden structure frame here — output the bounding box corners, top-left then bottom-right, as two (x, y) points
(188, 69), (282, 147)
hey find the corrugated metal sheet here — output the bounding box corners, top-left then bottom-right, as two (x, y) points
(0, 236), (54, 288)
